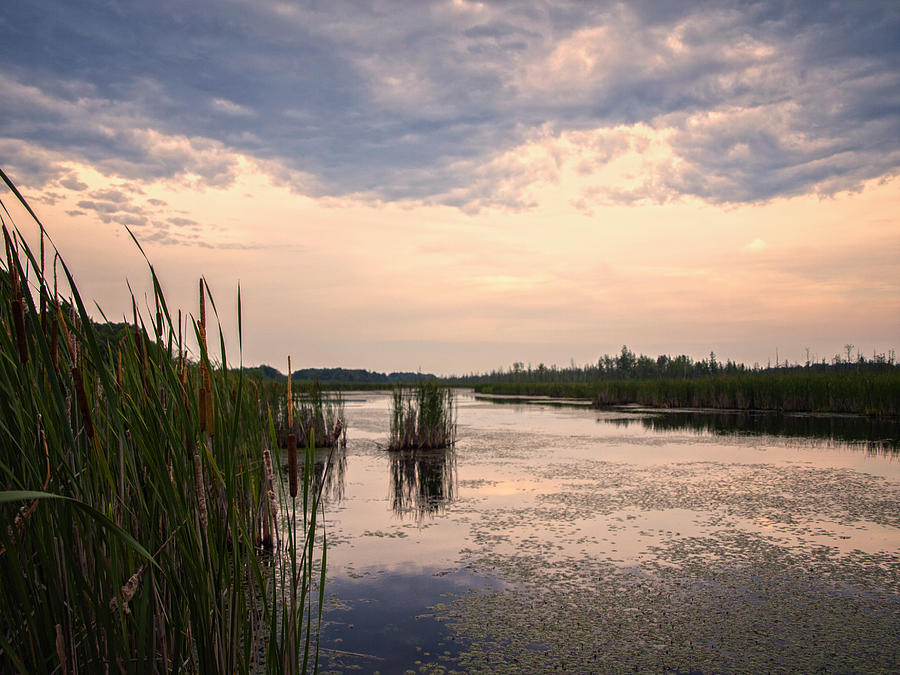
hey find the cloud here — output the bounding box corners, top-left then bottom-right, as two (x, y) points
(744, 238), (766, 253)
(1, 0), (898, 208)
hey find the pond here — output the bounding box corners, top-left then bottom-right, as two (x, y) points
(307, 390), (900, 673)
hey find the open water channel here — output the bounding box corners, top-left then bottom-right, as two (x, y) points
(302, 390), (900, 673)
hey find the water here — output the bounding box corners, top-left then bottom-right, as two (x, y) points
(309, 391), (900, 673)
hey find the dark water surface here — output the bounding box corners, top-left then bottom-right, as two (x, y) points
(309, 391), (900, 673)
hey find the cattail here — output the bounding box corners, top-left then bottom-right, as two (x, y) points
(4, 226), (29, 364)
(55, 624), (68, 675)
(287, 356), (293, 429)
(198, 386), (208, 432)
(287, 432), (298, 499)
(11, 296), (28, 364)
(109, 568), (142, 615)
(262, 448), (274, 487)
(194, 452), (207, 532)
(286, 357), (297, 496)
(205, 374), (214, 437)
(261, 448), (276, 548)
(71, 366), (95, 439)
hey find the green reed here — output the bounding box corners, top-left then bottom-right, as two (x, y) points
(389, 382), (456, 450)
(475, 372), (900, 416)
(0, 169), (327, 672)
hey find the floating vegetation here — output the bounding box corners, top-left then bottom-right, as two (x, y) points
(419, 454), (900, 673)
(389, 383), (456, 450)
(0, 169), (326, 672)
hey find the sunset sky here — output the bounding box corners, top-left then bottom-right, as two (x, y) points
(1, 0), (898, 375)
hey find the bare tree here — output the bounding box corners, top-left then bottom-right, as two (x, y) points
(845, 344), (854, 362)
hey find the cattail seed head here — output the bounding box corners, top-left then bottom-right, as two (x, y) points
(71, 366), (94, 439)
(262, 448), (274, 487)
(287, 433), (298, 498)
(198, 387), (207, 432)
(193, 452), (208, 532)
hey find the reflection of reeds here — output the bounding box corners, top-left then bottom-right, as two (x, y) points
(389, 382), (456, 450)
(605, 409), (900, 453)
(304, 446), (348, 504)
(389, 448), (457, 520)
(0, 169), (325, 671)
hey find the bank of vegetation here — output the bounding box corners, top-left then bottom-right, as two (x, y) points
(0, 171), (326, 672)
(466, 346), (899, 416)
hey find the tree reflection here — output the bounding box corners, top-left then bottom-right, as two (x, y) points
(389, 448), (457, 520)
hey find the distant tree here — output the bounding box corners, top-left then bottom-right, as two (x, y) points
(615, 345), (636, 378)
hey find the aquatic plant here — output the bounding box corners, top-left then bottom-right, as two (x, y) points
(0, 169), (327, 672)
(295, 384), (346, 449)
(258, 378), (346, 449)
(389, 382), (456, 450)
(475, 371), (900, 416)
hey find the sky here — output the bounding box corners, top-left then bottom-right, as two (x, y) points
(1, 0), (898, 375)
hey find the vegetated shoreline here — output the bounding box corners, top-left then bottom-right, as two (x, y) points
(0, 169), (326, 672)
(472, 371), (900, 417)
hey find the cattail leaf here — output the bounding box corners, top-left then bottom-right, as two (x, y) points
(0, 490), (158, 568)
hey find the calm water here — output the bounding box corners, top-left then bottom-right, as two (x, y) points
(306, 391), (900, 673)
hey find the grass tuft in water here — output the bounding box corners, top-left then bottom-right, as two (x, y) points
(389, 382), (456, 450)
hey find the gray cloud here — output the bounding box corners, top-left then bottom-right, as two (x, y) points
(1, 0), (898, 207)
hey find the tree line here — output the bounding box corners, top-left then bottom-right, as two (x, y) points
(446, 345), (898, 386)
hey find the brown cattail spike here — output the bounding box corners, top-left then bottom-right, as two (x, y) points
(194, 452), (208, 532)
(72, 366), (95, 439)
(198, 386), (208, 432)
(287, 433), (298, 498)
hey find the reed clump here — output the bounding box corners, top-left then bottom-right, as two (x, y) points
(267, 379), (347, 449)
(0, 169), (327, 672)
(389, 382), (456, 450)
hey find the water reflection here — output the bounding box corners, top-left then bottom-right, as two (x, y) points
(301, 446), (348, 504)
(389, 448), (457, 520)
(603, 410), (899, 453)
